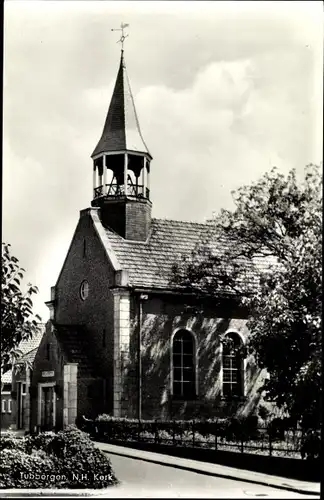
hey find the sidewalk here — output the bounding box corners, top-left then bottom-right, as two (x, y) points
(95, 441), (321, 497)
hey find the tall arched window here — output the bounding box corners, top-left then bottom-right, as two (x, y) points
(172, 330), (196, 399)
(222, 332), (244, 398)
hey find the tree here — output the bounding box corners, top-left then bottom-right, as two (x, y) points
(172, 164), (322, 429)
(1, 243), (42, 371)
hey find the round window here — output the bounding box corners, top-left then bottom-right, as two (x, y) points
(80, 280), (89, 301)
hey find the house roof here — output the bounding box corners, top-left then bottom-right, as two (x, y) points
(16, 325), (46, 358)
(105, 217), (271, 292)
(54, 325), (102, 378)
(16, 347), (39, 365)
(1, 370), (12, 385)
(92, 51), (151, 158)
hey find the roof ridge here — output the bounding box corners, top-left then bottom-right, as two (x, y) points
(152, 217), (213, 226)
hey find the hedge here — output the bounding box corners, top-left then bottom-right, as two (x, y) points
(85, 414), (320, 460)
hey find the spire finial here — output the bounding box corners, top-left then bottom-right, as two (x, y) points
(111, 22), (129, 52)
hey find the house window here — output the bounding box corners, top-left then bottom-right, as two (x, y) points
(172, 330), (196, 399)
(80, 280), (89, 301)
(222, 332), (244, 398)
(1, 399), (6, 413)
(7, 399), (12, 413)
(22, 383), (26, 395)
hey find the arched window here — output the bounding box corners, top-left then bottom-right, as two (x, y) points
(172, 330), (196, 399)
(222, 332), (244, 398)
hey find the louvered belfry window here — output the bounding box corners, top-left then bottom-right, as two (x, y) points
(222, 332), (243, 398)
(172, 330), (196, 398)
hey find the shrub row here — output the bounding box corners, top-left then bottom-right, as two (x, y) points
(0, 425), (119, 489)
(91, 414), (270, 442)
(85, 414), (320, 460)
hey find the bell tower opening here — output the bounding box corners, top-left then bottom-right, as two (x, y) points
(90, 46), (153, 242)
(92, 152), (150, 201)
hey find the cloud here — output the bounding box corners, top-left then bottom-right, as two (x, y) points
(3, 1), (322, 319)
(134, 49), (321, 220)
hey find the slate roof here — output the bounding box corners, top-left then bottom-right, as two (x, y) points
(54, 325), (102, 378)
(92, 52), (151, 158)
(105, 218), (272, 292)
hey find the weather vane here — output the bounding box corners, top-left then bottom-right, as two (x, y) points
(111, 22), (129, 51)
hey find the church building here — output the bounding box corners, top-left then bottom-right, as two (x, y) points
(29, 47), (268, 432)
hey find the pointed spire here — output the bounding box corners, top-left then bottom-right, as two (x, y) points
(92, 51), (151, 158)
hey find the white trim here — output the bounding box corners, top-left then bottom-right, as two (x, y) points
(1, 399), (6, 413)
(124, 153), (128, 196)
(92, 150), (152, 161)
(142, 157), (146, 194)
(170, 328), (198, 398)
(220, 330), (246, 398)
(103, 154), (107, 196)
(80, 280), (89, 301)
(7, 399), (12, 413)
(93, 164), (96, 196)
(37, 382), (56, 428)
(146, 158), (150, 193)
(89, 208), (122, 272)
(224, 329), (246, 345)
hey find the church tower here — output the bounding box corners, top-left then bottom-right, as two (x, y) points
(91, 46), (152, 242)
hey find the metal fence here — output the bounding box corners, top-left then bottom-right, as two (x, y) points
(83, 418), (305, 459)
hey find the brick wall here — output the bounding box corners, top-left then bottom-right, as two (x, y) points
(93, 197), (152, 241)
(127, 294), (268, 421)
(77, 377), (106, 420)
(54, 211), (115, 415)
(30, 322), (65, 431)
(125, 199), (152, 241)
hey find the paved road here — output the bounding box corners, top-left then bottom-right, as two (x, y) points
(98, 453), (318, 498)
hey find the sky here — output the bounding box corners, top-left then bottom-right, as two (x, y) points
(3, 0), (323, 321)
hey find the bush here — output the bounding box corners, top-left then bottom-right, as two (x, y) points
(92, 414), (261, 444)
(0, 426), (119, 489)
(300, 430), (321, 461)
(0, 432), (26, 452)
(0, 448), (57, 488)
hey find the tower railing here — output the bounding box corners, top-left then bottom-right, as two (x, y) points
(94, 184), (150, 200)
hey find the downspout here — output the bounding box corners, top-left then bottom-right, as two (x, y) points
(138, 296), (142, 420)
(138, 293), (148, 420)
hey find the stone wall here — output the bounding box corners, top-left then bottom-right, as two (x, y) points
(63, 364), (78, 427)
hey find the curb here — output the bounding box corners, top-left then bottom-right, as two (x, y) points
(99, 446), (320, 497)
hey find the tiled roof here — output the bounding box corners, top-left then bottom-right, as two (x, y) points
(106, 218), (218, 289)
(17, 325), (45, 357)
(1, 370), (12, 385)
(54, 325), (101, 377)
(16, 347), (38, 365)
(92, 52), (151, 158)
(106, 218), (272, 291)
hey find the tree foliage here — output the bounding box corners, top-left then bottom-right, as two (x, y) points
(1, 243), (41, 371)
(173, 164), (322, 429)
